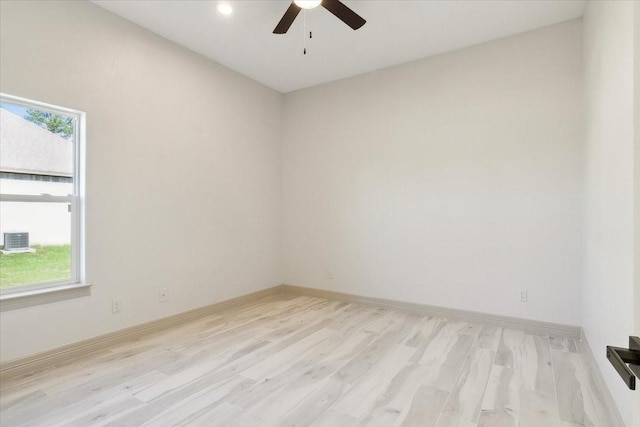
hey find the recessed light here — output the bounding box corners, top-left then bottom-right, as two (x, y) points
(217, 3), (233, 15)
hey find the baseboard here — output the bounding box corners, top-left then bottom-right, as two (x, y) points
(0, 285), (284, 382)
(577, 331), (626, 427)
(281, 284), (582, 339)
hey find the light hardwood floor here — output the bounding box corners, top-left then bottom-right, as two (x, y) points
(0, 294), (610, 426)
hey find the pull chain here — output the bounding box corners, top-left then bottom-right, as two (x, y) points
(303, 11), (313, 55)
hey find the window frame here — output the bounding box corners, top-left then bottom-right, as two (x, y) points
(0, 93), (86, 298)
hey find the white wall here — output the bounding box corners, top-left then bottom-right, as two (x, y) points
(282, 20), (584, 326)
(0, 0), (283, 361)
(582, 1), (636, 425)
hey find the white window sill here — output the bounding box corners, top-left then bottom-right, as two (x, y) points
(0, 283), (91, 312)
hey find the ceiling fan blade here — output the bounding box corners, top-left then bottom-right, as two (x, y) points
(322, 0), (366, 30)
(273, 3), (302, 34)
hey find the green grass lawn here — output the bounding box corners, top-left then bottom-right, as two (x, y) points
(0, 245), (71, 289)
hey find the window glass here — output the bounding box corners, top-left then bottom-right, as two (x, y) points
(0, 96), (83, 293)
(0, 201), (72, 288)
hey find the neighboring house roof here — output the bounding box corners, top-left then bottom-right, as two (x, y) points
(0, 108), (73, 177)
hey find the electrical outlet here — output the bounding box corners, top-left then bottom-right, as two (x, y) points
(112, 298), (122, 313)
(159, 288), (168, 302)
(327, 270), (333, 280)
(519, 289), (528, 303)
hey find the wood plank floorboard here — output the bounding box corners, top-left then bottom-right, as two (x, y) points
(0, 295), (608, 426)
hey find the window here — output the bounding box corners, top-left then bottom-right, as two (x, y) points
(0, 93), (85, 299)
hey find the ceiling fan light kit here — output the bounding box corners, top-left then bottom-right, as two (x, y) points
(273, 0), (366, 34)
(294, 0), (322, 9)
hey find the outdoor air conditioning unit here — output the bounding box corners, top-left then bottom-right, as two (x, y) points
(3, 232), (31, 252)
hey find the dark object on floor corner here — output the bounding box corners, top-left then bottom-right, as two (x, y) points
(607, 336), (640, 390)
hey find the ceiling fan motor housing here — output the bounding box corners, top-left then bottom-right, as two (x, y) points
(274, 0), (366, 34)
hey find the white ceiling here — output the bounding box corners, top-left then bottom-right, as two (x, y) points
(91, 0), (586, 93)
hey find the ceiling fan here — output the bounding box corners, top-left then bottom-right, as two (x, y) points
(273, 0), (366, 34)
